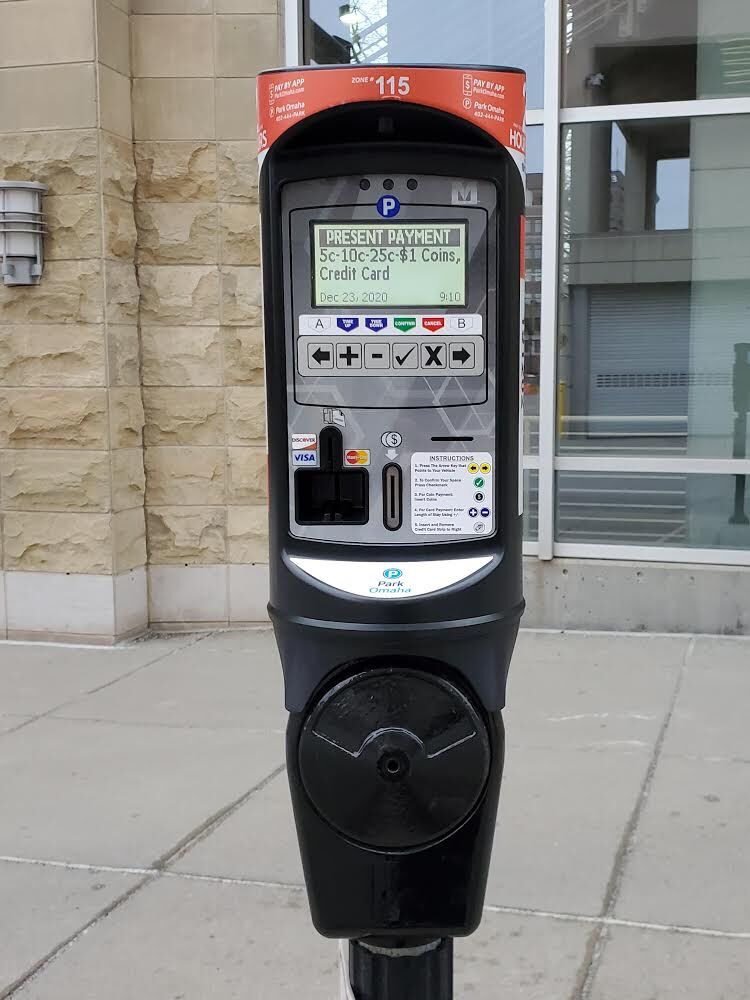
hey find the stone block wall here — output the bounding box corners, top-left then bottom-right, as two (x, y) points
(130, 2), (279, 627)
(0, 0), (279, 639)
(0, 0), (146, 640)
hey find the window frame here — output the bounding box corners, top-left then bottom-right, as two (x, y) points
(289, 0), (750, 566)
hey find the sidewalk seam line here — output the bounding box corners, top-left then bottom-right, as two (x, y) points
(42, 715), (286, 734)
(3, 855), (748, 942)
(0, 632), (207, 743)
(2, 628), (748, 646)
(0, 758), (286, 997)
(152, 762), (287, 871)
(519, 628), (749, 641)
(482, 903), (750, 939)
(0, 873), (158, 1000)
(572, 650), (687, 1000)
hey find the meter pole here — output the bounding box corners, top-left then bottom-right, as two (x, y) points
(347, 938), (453, 1000)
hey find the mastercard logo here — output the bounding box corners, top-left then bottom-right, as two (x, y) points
(345, 449), (370, 466)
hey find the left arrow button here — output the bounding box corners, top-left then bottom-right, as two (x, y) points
(307, 342), (333, 369)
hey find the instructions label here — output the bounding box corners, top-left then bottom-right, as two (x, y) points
(411, 452), (494, 536)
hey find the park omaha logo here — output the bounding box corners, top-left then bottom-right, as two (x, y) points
(370, 566), (411, 596)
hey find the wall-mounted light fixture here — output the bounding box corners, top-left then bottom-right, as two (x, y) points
(339, 3), (364, 26)
(0, 181), (47, 286)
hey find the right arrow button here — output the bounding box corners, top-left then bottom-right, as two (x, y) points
(449, 341), (475, 369)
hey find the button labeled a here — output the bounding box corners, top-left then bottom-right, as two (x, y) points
(307, 316), (331, 331)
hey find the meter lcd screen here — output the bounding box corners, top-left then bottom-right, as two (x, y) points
(311, 222), (468, 308)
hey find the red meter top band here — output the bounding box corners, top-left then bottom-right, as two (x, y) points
(257, 65), (526, 166)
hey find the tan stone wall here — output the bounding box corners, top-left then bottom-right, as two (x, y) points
(0, 0), (145, 588)
(0, 0), (277, 634)
(131, 2), (279, 575)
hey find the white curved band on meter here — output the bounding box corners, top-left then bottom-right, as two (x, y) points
(289, 555), (493, 599)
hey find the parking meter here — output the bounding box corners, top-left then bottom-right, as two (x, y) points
(257, 65), (526, 997)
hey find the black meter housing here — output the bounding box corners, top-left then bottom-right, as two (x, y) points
(258, 65), (526, 944)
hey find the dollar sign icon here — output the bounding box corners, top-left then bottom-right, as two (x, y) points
(400, 248), (408, 262)
(381, 431), (403, 448)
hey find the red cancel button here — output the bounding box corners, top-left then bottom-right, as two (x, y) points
(422, 317), (445, 331)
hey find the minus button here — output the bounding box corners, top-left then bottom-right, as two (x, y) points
(364, 343), (390, 370)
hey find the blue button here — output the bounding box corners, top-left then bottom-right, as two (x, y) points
(337, 317), (360, 332)
(480, 507), (491, 518)
(468, 507), (479, 517)
(365, 317), (387, 331)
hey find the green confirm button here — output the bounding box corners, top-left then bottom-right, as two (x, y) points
(474, 476), (485, 488)
(394, 317), (417, 332)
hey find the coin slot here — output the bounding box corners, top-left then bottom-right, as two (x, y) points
(382, 463), (403, 531)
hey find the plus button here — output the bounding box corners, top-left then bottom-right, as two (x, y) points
(336, 344), (362, 369)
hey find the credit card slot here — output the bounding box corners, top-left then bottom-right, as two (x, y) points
(295, 427), (369, 525)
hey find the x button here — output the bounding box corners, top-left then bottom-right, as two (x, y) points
(420, 342), (447, 369)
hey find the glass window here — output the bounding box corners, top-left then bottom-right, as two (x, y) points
(654, 158), (691, 230)
(524, 469), (539, 541)
(523, 126), (543, 455)
(556, 472), (750, 548)
(558, 115), (750, 459)
(563, 0), (750, 106)
(305, 0), (545, 108)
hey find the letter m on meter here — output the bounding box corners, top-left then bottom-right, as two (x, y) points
(452, 181), (479, 205)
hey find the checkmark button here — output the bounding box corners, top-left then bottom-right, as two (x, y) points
(392, 342), (418, 369)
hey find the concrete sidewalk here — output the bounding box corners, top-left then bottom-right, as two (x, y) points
(0, 629), (748, 999)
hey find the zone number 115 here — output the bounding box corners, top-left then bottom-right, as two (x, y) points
(376, 75), (410, 96)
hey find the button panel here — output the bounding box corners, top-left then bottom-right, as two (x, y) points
(298, 314), (484, 377)
(299, 335), (484, 377)
(300, 313), (483, 335)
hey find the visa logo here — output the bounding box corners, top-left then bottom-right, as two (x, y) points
(293, 451), (317, 465)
